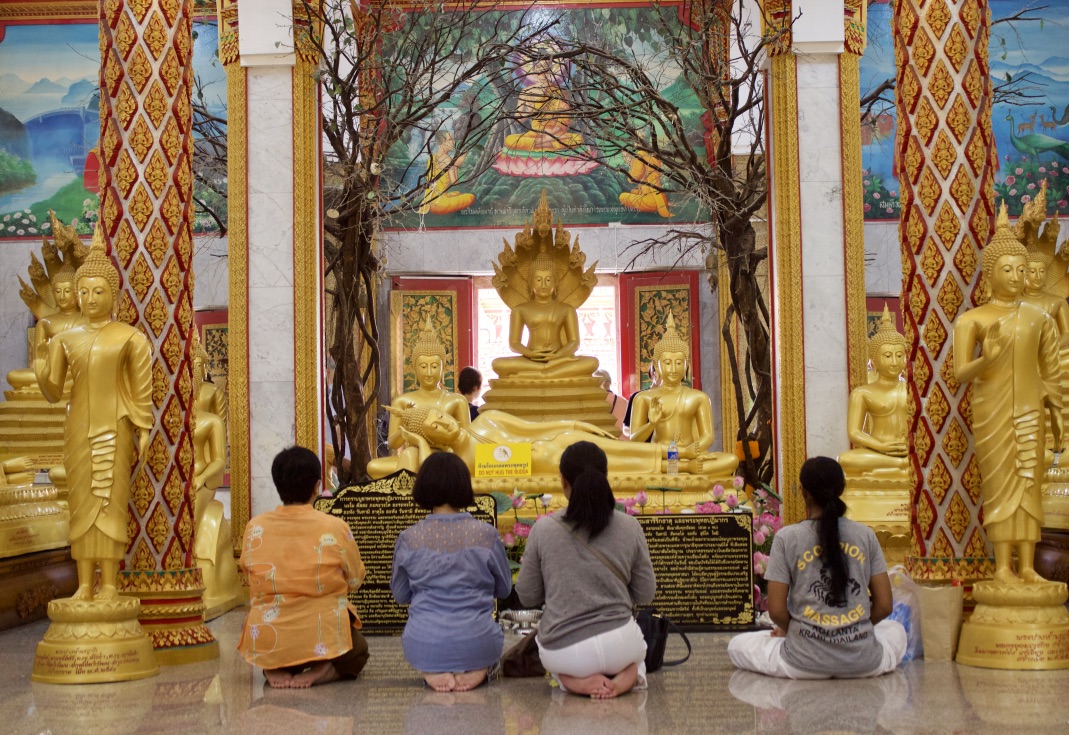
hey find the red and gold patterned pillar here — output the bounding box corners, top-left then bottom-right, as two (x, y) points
(895, 0), (996, 581)
(98, 0), (216, 661)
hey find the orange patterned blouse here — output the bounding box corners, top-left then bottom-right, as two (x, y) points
(237, 504), (366, 669)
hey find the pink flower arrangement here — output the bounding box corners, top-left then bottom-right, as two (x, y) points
(753, 551), (770, 576)
(634, 490), (649, 508)
(503, 532), (516, 547)
(732, 476), (745, 489)
(711, 484), (726, 501)
(513, 522), (531, 539)
(511, 490), (527, 510)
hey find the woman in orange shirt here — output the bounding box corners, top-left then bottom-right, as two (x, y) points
(238, 446), (369, 688)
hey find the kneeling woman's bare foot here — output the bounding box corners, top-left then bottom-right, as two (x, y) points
(558, 673), (614, 698)
(594, 663), (639, 699)
(453, 669), (488, 692)
(264, 668), (295, 688)
(290, 661), (341, 688)
(423, 672), (456, 692)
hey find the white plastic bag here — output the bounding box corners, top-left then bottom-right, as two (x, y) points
(886, 565), (923, 661)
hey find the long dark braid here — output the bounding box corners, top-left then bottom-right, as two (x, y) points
(800, 456), (849, 606)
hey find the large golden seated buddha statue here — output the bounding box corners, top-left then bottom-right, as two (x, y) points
(479, 192), (617, 435)
(1, 213), (87, 468)
(838, 306), (911, 559)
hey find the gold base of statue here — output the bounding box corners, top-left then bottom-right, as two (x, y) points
(0, 389), (66, 467)
(842, 478), (911, 566)
(1042, 467), (1069, 531)
(118, 568), (219, 665)
(31, 596), (160, 683)
(956, 580), (1069, 670)
(480, 376), (620, 437)
(0, 482), (70, 558)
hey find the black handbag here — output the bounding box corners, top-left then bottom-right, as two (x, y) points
(500, 632), (545, 678)
(636, 607), (691, 673)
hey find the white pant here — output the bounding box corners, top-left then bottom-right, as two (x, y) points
(537, 618), (648, 691)
(727, 619), (907, 679)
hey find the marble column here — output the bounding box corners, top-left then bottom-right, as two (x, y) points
(231, 0), (323, 521)
(765, 1), (854, 522)
(895, 0), (996, 581)
(97, 0), (216, 662)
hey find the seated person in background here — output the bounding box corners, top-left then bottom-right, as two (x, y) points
(595, 369), (627, 432)
(458, 366), (484, 422)
(517, 442), (656, 698)
(238, 446), (369, 688)
(391, 452), (512, 692)
(727, 457), (905, 679)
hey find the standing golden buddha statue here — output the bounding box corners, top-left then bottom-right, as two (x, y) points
(954, 203), (1069, 670)
(838, 306), (910, 561)
(32, 228), (158, 683)
(383, 316), (471, 454)
(479, 191), (617, 435)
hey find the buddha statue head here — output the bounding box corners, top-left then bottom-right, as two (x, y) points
(529, 244), (559, 300)
(409, 316), (447, 390)
(868, 305), (906, 381)
(982, 202), (1029, 302)
(652, 311), (690, 386)
(74, 227), (121, 319)
(400, 405), (459, 449)
(51, 263), (78, 313)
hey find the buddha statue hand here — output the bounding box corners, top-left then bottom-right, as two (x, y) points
(873, 438), (908, 457)
(982, 320), (1009, 363)
(648, 396), (675, 425)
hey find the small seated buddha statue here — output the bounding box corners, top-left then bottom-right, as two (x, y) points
(838, 306), (910, 480)
(7, 214), (88, 394)
(384, 316), (471, 452)
(628, 312), (737, 476)
(479, 192), (617, 433)
(192, 359), (240, 618)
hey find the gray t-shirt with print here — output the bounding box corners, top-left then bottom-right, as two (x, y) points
(764, 517), (888, 677)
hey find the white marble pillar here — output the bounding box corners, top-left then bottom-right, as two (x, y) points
(238, 0), (307, 517)
(794, 4), (851, 460)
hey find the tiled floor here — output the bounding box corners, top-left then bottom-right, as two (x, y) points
(3, 610), (1069, 734)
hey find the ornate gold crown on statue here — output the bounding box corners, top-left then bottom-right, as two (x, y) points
(17, 211), (89, 319)
(409, 315), (447, 362)
(491, 190), (598, 309)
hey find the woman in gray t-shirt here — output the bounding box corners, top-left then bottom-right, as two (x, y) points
(728, 457), (906, 678)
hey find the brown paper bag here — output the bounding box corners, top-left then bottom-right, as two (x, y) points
(916, 584), (964, 661)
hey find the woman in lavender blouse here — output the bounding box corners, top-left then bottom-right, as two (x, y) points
(391, 452), (513, 691)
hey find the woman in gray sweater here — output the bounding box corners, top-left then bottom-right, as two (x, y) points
(516, 441), (656, 698)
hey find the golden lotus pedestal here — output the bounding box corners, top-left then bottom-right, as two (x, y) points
(32, 596), (159, 683)
(480, 375), (620, 437)
(1041, 467), (1069, 531)
(842, 477), (911, 566)
(956, 580), (1069, 670)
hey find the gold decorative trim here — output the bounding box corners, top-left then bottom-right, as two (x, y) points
(769, 51), (806, 525)
(840, 52), (869, 392)
(222, 59), (250, 553)
(292, 58), (320, 450)
(0, 2), (96, 22)
(717, 251), (738, 444)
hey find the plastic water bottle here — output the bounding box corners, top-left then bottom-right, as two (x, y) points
(666, 440), (679, 475)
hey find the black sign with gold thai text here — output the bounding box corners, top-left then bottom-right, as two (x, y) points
(637, 512), (754, 629)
